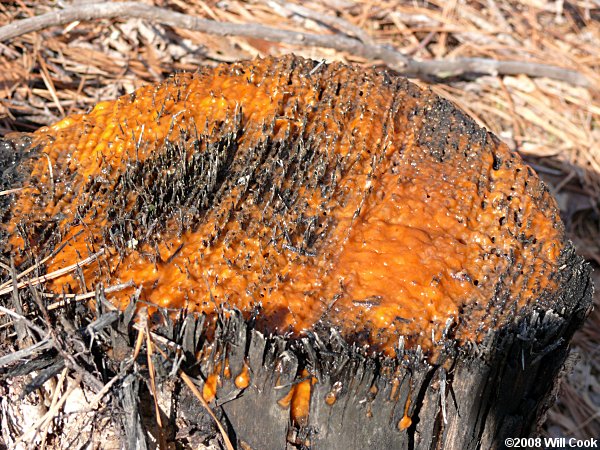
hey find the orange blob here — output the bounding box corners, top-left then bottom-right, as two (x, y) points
(234, 364), (251, 389)
(3, 56), (564, 356)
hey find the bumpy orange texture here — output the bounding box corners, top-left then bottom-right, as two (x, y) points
(3, 56), (564, 355)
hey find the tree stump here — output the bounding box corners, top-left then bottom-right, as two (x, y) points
(0, 56), (593, 449)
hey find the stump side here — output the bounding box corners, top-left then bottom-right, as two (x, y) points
(182, 243), (591, 450)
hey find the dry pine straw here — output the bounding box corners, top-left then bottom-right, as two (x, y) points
(0, 0), (598, 444)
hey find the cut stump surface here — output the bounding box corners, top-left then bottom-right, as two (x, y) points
(0, 56), (593, 449)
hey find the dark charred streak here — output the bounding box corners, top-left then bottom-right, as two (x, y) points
(84, 62), (393, 262)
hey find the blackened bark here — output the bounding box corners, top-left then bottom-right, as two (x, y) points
(171, 243), (592, 450)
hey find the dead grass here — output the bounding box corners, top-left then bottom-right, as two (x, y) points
(0, 0), (598, 443)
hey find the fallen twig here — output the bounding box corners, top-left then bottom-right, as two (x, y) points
(0, 188), (23, 196)
(179, 370), (235, 450)
(267, 0), (374, 45)
(0, 1), (592, 87)
(40, 367), (69, 448)
(0, 303), (49, 337)
(0, 249), (104, 296)
(0, 229), (86, 291)
(144, 323), (163, 428)
(403, 58), (593, 87)
(152, 342), (235, 450)
(44, 280), (135, 310)
(0, 2), (408, 69)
